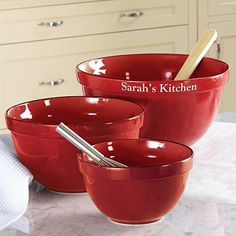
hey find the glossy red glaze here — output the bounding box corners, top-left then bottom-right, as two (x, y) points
(79, 139), (193, 224)
(5, 96), (144, 193)
(76, 53), (229, 145)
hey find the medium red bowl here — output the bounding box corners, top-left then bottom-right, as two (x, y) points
(76, 53), (229, 145)
(5, 96), (144, 193)
(78, 139), (193, 224)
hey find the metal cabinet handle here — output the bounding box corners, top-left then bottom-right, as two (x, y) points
(38, 20), (63, 27)
(39, 79), (64, 86)
(120, 11), (143, 18)
(216, 40), (221, 59)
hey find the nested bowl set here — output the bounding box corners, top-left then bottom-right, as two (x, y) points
(5, 53), (229, 224)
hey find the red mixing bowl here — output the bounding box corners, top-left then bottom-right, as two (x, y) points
(5, 96), (144, 193)
(78, 139), (193, 224)
(76, 53), (229, 145)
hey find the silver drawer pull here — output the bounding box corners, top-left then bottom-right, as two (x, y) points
(120, 11), (143, 18)
(39, 79), (64, 86)
(216, 40), (221, 59)
(38, 20), (63, 27)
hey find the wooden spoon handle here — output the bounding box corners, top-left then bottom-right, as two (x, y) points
(175, 29), (217, 81)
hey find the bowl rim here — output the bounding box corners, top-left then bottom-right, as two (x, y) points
(78, 138), (193, 179)
(79, 138), (194, 168)
(76, 53), (230, 82)
(5, 95), (145, 128)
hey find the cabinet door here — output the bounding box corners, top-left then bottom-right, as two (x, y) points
(0, 26), (188, 128)
(206, 21), (236, 112)
(198, 0), (236, 112)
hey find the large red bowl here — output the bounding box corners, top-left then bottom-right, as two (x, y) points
(79, 139), (193, 224)
(76, 53), (229, 145)
(5, 96), (144, 193)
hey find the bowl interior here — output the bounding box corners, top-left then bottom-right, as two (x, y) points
(6, 96), (143, 125)
(85, 139), (193, 167)
(78, 54), (228, 81)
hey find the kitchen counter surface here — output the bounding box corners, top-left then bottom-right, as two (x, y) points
(1, 120), (236, 236)
(1, 189), (236, 236)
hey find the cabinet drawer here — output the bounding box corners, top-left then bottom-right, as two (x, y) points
(0, 0), (188, 45)
(0, 26), (188, 128)
(208, 0), (236, 16)
(0, 0), (98, 11)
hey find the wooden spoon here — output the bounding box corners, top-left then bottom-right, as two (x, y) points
(174, 29), (217, 81)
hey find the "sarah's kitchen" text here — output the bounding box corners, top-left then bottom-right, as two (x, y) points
(121, 82), (197, 93)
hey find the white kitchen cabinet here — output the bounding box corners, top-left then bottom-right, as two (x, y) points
(198, 0), (236, 112)
(0, 0), (194, 129)
(0, 26), (188, 128)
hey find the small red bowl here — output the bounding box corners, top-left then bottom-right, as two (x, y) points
(78, 139), (193, 224)
(76, 53), (229, 145)
(5, 96), (144, 193)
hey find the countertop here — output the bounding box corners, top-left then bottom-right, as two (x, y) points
(1, 119), (236, 236)
(1, 190), (236, 236)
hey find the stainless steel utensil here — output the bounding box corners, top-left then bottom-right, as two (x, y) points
(56, 122), (127, 168)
